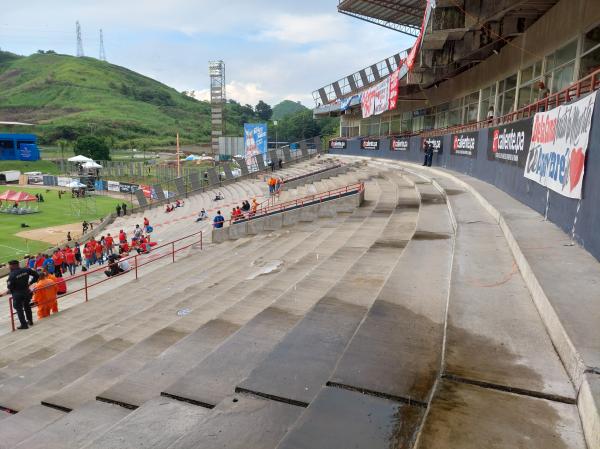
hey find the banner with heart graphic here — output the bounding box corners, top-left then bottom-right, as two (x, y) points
(524, 91), (597, 199)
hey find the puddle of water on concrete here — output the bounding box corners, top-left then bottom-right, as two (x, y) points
(247, 259), (284, 280)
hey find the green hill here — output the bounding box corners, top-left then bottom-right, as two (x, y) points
(272, 100), (307, 121)
(0, 51), (255, 147)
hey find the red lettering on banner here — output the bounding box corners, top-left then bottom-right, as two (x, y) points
(388, 69), (400, 111)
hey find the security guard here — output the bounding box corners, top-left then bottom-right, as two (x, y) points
(3, 260), (39, 329)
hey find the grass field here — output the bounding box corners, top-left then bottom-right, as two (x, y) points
(0, 160), (60, 175)
(0, 186), (131, 263)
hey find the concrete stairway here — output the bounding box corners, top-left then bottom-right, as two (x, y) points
(0, 156), (589, 448)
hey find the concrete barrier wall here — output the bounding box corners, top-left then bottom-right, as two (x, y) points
(211, 191), (363, 243)
(332, 98), (600, 262)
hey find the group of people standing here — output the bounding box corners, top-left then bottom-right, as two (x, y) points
(267, 177), (282, 195)
(2, 217), (156, 330)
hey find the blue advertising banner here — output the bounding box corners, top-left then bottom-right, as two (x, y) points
(18, 144), (40, 161)
(244, 123), (268, 169)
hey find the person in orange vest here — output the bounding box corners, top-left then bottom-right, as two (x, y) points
(250, 198), (258, 216)
(33, 271), (58, 319)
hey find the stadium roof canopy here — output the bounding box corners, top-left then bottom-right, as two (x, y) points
(337, 0), (425, 37)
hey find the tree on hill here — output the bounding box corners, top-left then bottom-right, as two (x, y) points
(255, 100), (273, 121)
(272, 100), (307, 120)
(275, 109), (338, 143)
(74, 136), (111, 161)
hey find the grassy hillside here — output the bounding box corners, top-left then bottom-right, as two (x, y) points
(0, 51), (252, 147)
(272, 100), (307, 120)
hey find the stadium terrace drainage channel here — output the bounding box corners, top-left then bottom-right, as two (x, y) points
(39, 401), (72, 413)
(372, 239), (409, 249)
(160, 392), (216, 409)
(95, 396), (140, 411)
(441, 374), (577, 405)
(325, 382), (428, 408)
(419, 194), (446, 204)
(234, 387), (309, 408)
(412, 231), (451, 240)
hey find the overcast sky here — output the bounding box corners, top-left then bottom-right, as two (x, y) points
(0, 0), (415, 107)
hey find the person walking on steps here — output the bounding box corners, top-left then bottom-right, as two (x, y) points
(1, 260), (39, 329)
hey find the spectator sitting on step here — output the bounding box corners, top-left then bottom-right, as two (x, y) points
(104, 254), (124, 278)
(175, 199), (184, 208)
(214, 192), (224, 201)
(241, 200), (250, 212)
(118, 254), (131, 272)
(196, 209), (208, 222)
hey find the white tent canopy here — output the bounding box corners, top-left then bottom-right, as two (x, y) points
(68, 180), (86, 188)
(82, 161), (103, 169)
(68, 155), (93, 163)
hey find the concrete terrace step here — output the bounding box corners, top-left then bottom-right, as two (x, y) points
(94, 177), (384, 410)
(166, 394), (302, 449)
(79, 397), (209, 449)
(156, 189), (389, 409)
(0, 236), (266, 369)
(44, 219), (346, 408)
(0, 405), (65, 449)
(272, 178), (454, 448)
(14, 225), (330, 411)
(12, 401), (129, 449)
(236, 174), (418, 407)
(369, 160), (587, 448)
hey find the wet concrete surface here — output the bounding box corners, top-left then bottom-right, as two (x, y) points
(0, 405), (65, 449)
(162, 307), (299, 407)
(445, 218), (574, 400)
(97, 319), (240, 408)
(417, 380), (586, 449)
(81, 398), (208, 449)
(277, 387), (423, 449)
(236, 296), (368, 406)
(167, 394), (303, 449)
(40, 326), (189, 412)
(12, 401), (130, 449)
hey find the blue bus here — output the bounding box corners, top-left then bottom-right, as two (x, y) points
(0, 133), (40, 161)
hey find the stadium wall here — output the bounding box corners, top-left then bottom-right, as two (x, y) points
(330, 97), (600, 262)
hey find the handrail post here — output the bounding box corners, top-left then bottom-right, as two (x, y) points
(84, 274), (89, 302)
(172, 242), (175, 263)
(200, 231), (203, 250)
(9, 297), (15, 332)
(134, 254), (138, 280)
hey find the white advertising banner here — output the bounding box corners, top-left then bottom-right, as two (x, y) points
(360, 69), (401, 119)
(57, 176), (72, 187)
(524, 91), (597, 199)
(107, 180), (120, 192)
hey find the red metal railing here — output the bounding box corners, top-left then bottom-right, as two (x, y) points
(6, 231), (203, 332)
(330, 67), (600, 141)
(222, 181), (365, 226)
(421, 67), (600, 137)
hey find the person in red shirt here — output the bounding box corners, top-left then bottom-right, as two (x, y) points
(83, 244), (94, 270)
(64, 247), (76, 276)
(143, 217), (150, 233)
(34, 253), (45, 269)
(118, 230), (127, 244)
(120, 241), (130, 254)
(94, 240), (104, 265)
(52, 250), (64, 276)
(104, 234), (114, 255)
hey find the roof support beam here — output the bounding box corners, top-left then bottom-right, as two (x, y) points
(338, 10), (421, 37)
